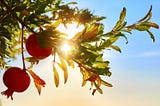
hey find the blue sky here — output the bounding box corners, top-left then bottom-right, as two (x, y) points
(0, 0), (160, 106)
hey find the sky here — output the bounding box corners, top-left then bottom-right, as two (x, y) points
(0, 0), (160, 106)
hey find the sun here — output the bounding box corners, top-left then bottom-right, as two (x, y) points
(56, 22), (84, 54)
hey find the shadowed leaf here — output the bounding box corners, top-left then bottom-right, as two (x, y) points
(146, 30), (155, 42)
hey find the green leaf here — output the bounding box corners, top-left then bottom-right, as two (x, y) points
(92, 61), (109, 69)
(114, 7), (126, 30)
(135, 25), (150, 31)
(95, 67), (111, 76)
(101, 79), (113, 87)
(110, 45), (121, 53)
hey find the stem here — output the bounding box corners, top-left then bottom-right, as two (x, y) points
(21, 24), (26, 70)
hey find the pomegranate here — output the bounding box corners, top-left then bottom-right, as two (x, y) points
(1, 67), (30, 100)
(26, 34), (52, 59)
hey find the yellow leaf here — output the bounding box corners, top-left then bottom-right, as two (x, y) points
(67, 60), (75, 68)
(96, 77), (101, 88)
(53, 64), (59, 87)
(58, 56), (68, 84)
(82, 80), (87, 87)
(97, 88), (103, 94)
(53, 19), (62, 28)
(34, 82), (41, 95)
(80, 67), (89, 87)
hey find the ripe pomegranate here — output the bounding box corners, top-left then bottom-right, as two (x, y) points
(26, 34), (52, 59)
(1, 67), (30, 100)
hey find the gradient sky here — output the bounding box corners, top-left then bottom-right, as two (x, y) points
(0, 0), (160, 106)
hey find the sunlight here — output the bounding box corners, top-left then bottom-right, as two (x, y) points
(61, 42), (70, 55)
(56, 22), (84, 39)
(56, 22), (84, 54)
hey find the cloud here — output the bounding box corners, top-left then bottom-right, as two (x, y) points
(141, 51), (160, 57)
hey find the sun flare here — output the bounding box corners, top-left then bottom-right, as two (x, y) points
(61, 42), (70, 54)
(56, 22), (84, 54)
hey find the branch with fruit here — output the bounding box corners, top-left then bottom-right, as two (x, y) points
(0, 0), (159, 100)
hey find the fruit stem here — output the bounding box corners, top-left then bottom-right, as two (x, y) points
(21, 24), (26, 70)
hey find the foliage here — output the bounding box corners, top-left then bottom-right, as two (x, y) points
(0, 0), (159, 97)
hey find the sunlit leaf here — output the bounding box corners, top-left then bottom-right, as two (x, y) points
(110, 45), (121, 53)
(92, 61), (109, 69)
(53, 64), (59, 87)
(67, 60), (75, 68)
(83, 25), (99, 39)
(82, 80), (87, 87)
(80, 67), (88, 87)
(58, 56), (68, 84)
(135, 25), (150, 31)
(25, 57), (39, 64)
(114, 7), (126, 30)
(52, 19), (62, 28)
(73, 28), (86, 40)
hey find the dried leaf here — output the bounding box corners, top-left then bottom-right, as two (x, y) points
(83, 25), (99, 39)
(34, 82), (41, 94)
(28, 70), (46, 95)
(141, 22), (159, 29)
(86, 74), (98, 82)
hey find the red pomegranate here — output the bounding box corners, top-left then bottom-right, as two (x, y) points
(1, 67), (30, 100)
(26, 34), (52, 59)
